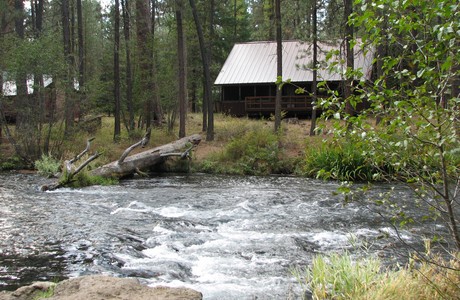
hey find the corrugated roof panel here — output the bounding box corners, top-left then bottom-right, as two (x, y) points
(215, 40), (374, 85)
(2, 74), (55, 96)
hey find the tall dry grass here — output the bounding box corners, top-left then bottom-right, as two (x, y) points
(294, 251), (460, 300)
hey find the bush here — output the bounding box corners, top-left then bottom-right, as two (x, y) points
(194, 127), (289, 175)
(302, 140), (383, 181)
(34, 154), (61, 177)
(0, 156), (25, 171)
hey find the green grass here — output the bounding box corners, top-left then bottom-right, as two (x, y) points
(58, 168), (118, 188)
(294, 251), (460, 300)
(301, 140), (384, 182)
(32, 284), (55, 299)
(194, 124), (292, 175)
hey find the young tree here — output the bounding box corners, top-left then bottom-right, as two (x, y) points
(325, 0), (460, 251)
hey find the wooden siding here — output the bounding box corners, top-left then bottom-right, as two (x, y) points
(221, 95), (321, 117)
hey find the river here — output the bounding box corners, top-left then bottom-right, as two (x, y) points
(0, 173), (446, 299)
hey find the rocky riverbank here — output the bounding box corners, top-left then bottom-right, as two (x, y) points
(0, 275), (202, 300)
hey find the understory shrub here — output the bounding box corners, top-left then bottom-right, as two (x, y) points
(0, 155), (25, 171)
(35, 154), (61, 177)
(195, 127), (287, 175)
(60, 170), (118, 188)
(302, 140), (384, 181)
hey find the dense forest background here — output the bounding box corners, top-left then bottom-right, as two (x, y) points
(0, 0), (349, 159)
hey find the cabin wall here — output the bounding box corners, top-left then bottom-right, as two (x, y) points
(1, 85), (58, 123)
(220, 82), (311, 117)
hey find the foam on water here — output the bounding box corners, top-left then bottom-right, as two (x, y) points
(0, 173), (443, 297)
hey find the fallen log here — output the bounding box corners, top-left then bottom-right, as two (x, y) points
(90, 133), (201, 178)
(41, 133), (201, 191)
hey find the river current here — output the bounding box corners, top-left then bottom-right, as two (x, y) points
(0, 173), (445, 299)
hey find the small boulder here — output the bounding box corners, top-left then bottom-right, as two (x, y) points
(0, 275), (202, 300)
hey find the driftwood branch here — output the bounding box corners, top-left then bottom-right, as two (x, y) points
(41, 138), (99, 191)
(70, 137), (95, 164)
(118, 128), (151, 164)
(160, 144), (195, 159)
(73, 151), (101, 175)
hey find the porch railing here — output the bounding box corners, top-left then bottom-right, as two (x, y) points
(245, 96), (313, 112)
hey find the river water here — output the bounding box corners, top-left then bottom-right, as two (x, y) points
(0, 173), (447, 299)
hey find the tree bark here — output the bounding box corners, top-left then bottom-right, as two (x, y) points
(76, 0), (84, 120)
(62, 0), (74, 135)
(122, 0), (135, 131)
(136, 0), (162, 128)
(274, 0), (282, 132)
(309, 0), (318, 136)
(189, 0), (213, 141)
(90, 134), (201, 178)
(343, 0), (354, 124)
(207, 0), (214, 140)
(176, 0), (187, 138)
(114, 0), (121, 141)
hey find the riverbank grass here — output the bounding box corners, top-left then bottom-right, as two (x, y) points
(295, 252), (460, 300)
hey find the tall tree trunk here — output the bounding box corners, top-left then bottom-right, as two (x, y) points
(0, 73), (2, 142)
(191, 76), (196, 113)
(343, 0), (354, 124)
(150, 0), (163, 125)
(207, 0), (214, 140)
(176, 0), (187, 138)
(267, 0), (275, 40)
(14, 0), (31, 156)
(309, 0), (318, 136)
(122, 0), (134, 131)
(62, 0), (74, 135)
(274, 0), (282, 131)
(114, 0), (121, 141)
(136, 0), (162, 128)
(189, 0), (213, 141)
(76, 0), (84, 119)
(233, 0), (237, 42)
(12, 0), (39, 161)
(135, 0), (151, 128)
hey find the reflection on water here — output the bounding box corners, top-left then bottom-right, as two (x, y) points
(0, 173), (447, 299)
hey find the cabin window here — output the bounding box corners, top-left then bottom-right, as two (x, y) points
(241, 85), (254, 99)
(223, 86), (240, 101)
(255, 85), (270, 97)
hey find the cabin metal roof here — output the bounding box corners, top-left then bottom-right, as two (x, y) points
(2, 73), (80, 96)
(214, 40), (374, 85)
(2, 74), (53, 96)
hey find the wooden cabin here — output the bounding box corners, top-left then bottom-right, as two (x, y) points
(214, 40), (374, 117)
(1, 75), (57, 123)
(1, 74), (82, 124)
